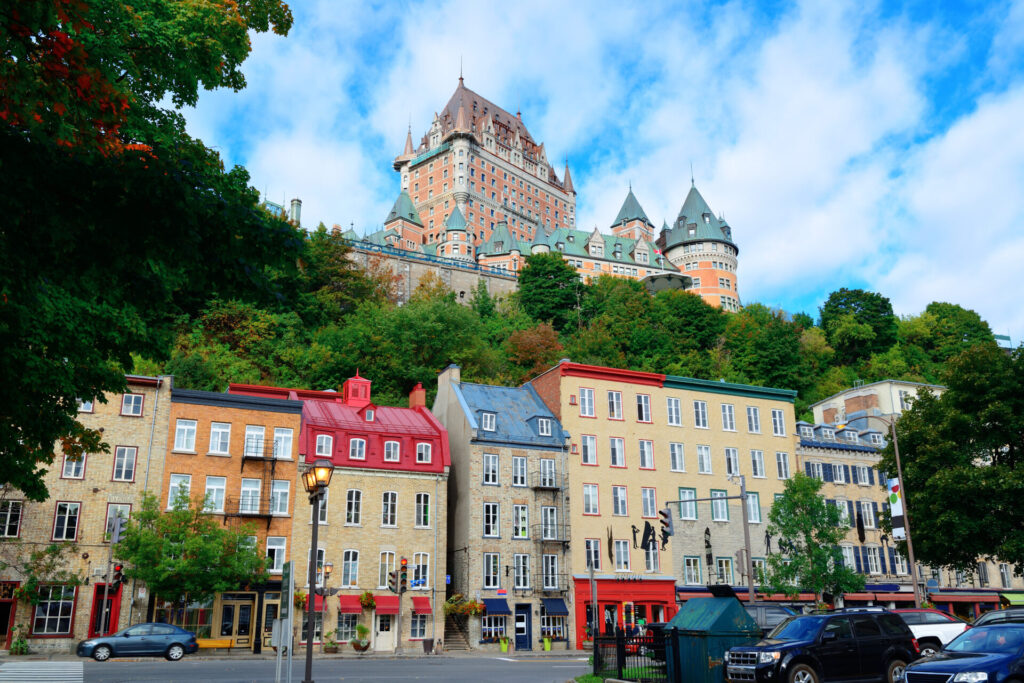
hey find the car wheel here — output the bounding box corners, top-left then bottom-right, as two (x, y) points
(789, 664), (820, 683)
(887, 659), (907, 683)
(92, 645), (112, 662)
(919, 640), (941, 657)
(166, 644), (185, 661)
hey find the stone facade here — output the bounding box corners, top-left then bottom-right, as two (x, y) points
(1, 376), (172, 652)
(810, 379), (945, 425)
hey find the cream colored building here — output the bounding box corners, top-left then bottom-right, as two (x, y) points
(810, 379), (945, 425)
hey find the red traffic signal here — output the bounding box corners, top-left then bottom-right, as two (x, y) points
(111, 563), (124, 587)
(399, 557), (409, 593)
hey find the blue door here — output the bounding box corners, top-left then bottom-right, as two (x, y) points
(514, 604), (531, 651)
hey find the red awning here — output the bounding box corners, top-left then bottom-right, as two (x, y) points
(375, 595), (399, 614)
(338, 595), (362, 614)
(879, 593), (916, 602)
(306, 593), (324, 611)
(412, 597), (432, 614)
(844, 593), (876, 601)
(933, 595), (990, 603)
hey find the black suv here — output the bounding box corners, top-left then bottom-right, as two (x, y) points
(725, 610), (920, 683)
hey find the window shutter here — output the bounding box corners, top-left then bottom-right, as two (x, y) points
(868, 468), (875, 485)
(878, 547), (887, 574)
(854, 547), (863, 573)
(847, 501), (856, 528)
(888, 547), (897, 572)
(804, 462), (812, 476)
(872, 502), (880, 524)
(879, 470), (888, 488)
(844, 465), (851, 482)
(823, 465), (833, 483)
(851, 467), (859, 484)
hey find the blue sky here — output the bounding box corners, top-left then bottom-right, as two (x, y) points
(183, 0), (1024, 342)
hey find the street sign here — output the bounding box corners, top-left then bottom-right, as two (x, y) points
(280, 561), (292, 621)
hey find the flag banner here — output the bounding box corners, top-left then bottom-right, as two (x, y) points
(887, 478), (906, 540)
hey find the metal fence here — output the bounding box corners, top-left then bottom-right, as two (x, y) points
(593, 630), (669, 683)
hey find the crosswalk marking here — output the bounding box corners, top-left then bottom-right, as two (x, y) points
(0, 661), (84, 682)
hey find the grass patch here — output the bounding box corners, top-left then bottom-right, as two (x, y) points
(575, 675), (603, 683)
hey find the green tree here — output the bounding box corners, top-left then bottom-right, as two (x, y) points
(877, 344), (1023, 571)
(820, 288), (898, 364)
(922, 302), (995, 364)
(517, 253), (582, 332)
(762, 473), (865, 599)
(722, 304), (806, 391)
(116, 490), (268, 605)
(0, 539), (84, 605)
(0, 0), (299, 500)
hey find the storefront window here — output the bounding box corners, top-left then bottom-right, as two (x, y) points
(153, 595), (214, 638)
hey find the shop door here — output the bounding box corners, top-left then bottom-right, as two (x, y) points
(514, 604), (531, 651)
(603, 604), (618, 635)
(0, 582), (18, 649)
(261, 600), (280, 649)
(373, 614), (395, 652)
(219, 597), (256, 648)
(88, 584), (121, 637)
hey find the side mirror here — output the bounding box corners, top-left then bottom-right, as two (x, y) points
(821, 631), (837, 642)
(123, 632), (132, 637)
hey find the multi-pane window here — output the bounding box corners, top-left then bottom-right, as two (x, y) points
(638, 440), (654, 469)
(1000, 563), (1012, 588)
(204, 476), (226, 512)
(612, 486), (627, 516)
(239, 478), (261, 513)
(349, 438), (366, 460)
(582, 435), (597, 465)
(667, 397), (682, 426)
(637, 395), (651, 422)
(841, 546), (856, 570)
(752, 558), (767, 582)
(308, 547), (326, 587)
(538, 418), (552, 436)
(833, 464), (846, 483)
(541, 507), (558, 540)
(32, 585), (76, 635)
(483, 453), (499, 485)
(343, 489), (361, 525)
(341, 549), (359, 586)
(771, 409), (786, 436)
(53, 502), (80, 540)
(698, 445), (712, 474)
(112, 446), (136, 481)
(892, 552), (909, 575)
(0, 501), (22, 537)
(378, 551), (395, 587)
(747, 492), (761, 523)
(209, 422), (231, 454)
(645, 543), (660, 572)
(271, 480), (289, 515)
(245, 425), (265, 457)
(120, 393), (144, 416)
(168, 473), (191, 507)
(721, 404), (736, 431)
(750, 450), (765, 478)
(641, 488), (657, 518)
(104, 503), (130, 539)
(717, 558), (734, 583)
(416, 443), (432, 463)
(62, 453), (84, 479)
(415, 493), (430, 527)
(274, 428), (293, 459)
(483, 553), (499, 588)
(855, 465), (870, 485)
(583, 484), (599, 514)
(776, 452), (790, 479)
(866, 546), (881, 574)
(77, 398), (94, 412)
(746, 406), (761, 433)
(384, 441), (400, 462)
(513, 505), (528, 539)
(514, 554), (530, 589)
(483, 502), (500, 537)
(860, 501), (876, 528)
(267, 536), (286, 572)
(580, 388), (595, 417)
(381, 491), (397, 527)
(414, 552), (429, 588)
(808, 462), (824, 480)
(543, 555), (559, 589)
(725, 448), (739, 476)
(607, 391), (623, 419)
(175, 419), (197, 451)
(507, 456), (526, 486)
(315, 434), (333, 456)
(311, 488), (328, 524)
(338, 613), (358, 642)
(678, 488), (697, 520)
(694, 401), (709, 428)
(609, 438), (624, 467)
(684, 557), (702, 584)
(585, 539), (601, 569)
(614, 540), (630, 571)
(800, 426), (814, 438)
(539, 459), (556, 487)
(481, 412), (496, 431)
(711, 490), (729, 521)
(670, 443), (685, 471)
(836, 499), (850, 526)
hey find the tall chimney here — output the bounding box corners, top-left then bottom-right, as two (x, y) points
(409, 382), (426, 409)
(289, 198), (302, 226)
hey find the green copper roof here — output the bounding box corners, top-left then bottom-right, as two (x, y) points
(384, 190), (423, 227)
(611, 187), (652, 227)
(480, 221), (528, 256)
(661, 184), (736, 252)
(444, 206), (467, 232)
(542, 227), (677, 270)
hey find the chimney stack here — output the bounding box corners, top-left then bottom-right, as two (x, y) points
(289, 198), (302, 226)
(409, 382), (426, 409)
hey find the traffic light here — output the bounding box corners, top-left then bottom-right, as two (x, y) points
(659, 507), (675, 537)
(399, 557), (409, 593)
(111, 563), (124, 588)
(387, 570), (397, 594)
(110, 515), (126, 544)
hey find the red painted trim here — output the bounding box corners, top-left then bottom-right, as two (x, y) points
(635, 393), (653, 423)
(59, 452), (86, 480)
(641, 488), (658, 518)
(0, 582), (18, 649)
(611, 485), (628, 517)
(578, 387), (597, 418)
(609, 436), (625, 468)
(582, 483), (600, 515)
(51, 501), (81, 542)
(584, 538), (602, 572)
(1, 500), (24, 539)
(126, 375), (161, 387)
(580, 434), (598, 466)
(573, 576), (677, 647)
(104, 503), (132, 541)
(87, 584), (123, 637)
(119, 392), (145, 417)
(110, 445), (138, 483)
(638, 439), (655, 470)
(29, 584), (79, 638)
(558, 362), (665, 388)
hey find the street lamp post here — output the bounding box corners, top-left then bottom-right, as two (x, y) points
(302, 458), (335, 683)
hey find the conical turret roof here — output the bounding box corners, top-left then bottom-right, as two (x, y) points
(661, 183), (736, 253)
(563, 161), (575, 193)
(444, 205), (467, 232)
(612, 187), (652, 226)
(384, 190), (422, 227)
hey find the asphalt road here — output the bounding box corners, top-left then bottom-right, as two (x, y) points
(78, 655), (590, 683)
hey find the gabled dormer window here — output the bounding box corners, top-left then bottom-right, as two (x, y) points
(799, 426), (813, 438)
(869, 433), (883, 446)
(365, 409), (375, 422)
(846, 431), (858, 444)
(481, 412), (496, 432)
(538, 418), (552, 436)
(821, 428), (835, 441)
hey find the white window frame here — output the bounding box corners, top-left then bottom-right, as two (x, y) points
(61, 452), (84, 479)
(413, 552), (429, 589)
(121, 393), (144, 416)
(341, 549), (359, 587)
(694, 400), (709, 429)
(771, 409), (786, 436)
(684, 557), (701, 585)
(717, 557), (734, 583)
(638, 440), (653, 469)
(645, 543), (660, 572)
(841, 545), (856, 570)
(311, 488), (328, 524)
(271, 480), (289, 515)
(612, 486), (627, 516)
(31, 585), (76, 635)
(315, 434), (333, 457)
(670, 442), (685, 472)
(698, 445), (712, 474)
(608, 391), (623, 419)
(204, 476), (226, 513)
(483, 502), (500, 537)
(833, 463), (846, 483)
(349, 438), (366, 460)
(609, 437), (624, 467)
(245, 425), (265, 458)
(637, 394), (651, 422)
(750, 450), (765, 478)
(0, 500), (22, 538)
(667, 397), (682, 426)
(267, 537), (286, 573)
(483, 453), (499, 485)
(856, 465), (870, 485)
(52, 502), (80, 541)
(725, 448), (739, 476)
(416, 443), (432, 463)
(808, 462), (824, 480)
(711, 490), (728, 521)
(538, 418), (552, 436)
(746, 406), (761, 433)
(860, 501), (876, 529)
(641, 488), (657, 518)
(583, 484), (599, 515)
(104, 503), (130, 539)
(678, 488), (697, 520)
(776, 452), (790, 479)
(112, 446), (136, 482)
(579, 388), (595, 417)
(168, 474), (191, 508)
(384, 440), (400, 462)
(512, 504), (529, 539)
(721, 404), (736, 431)
(415, 493), (430, 527)
(614, 539), (630, 571)
(209, 422), (231, 455)
(345, 489), (361, 525)
(240, 478), (261, 514)
(483, 553), (499, 588)
(541, 506), (557, 540)
(585, 539), (601, 570)
(866, 546), (881, 574)
(481, 412), (496, 431)
(274, 428), (293, 459)
(747, 492), (761, 523)
(514, 554), (531, 589)
(581, 435), (597, 465)
(543, 555), (559, 590)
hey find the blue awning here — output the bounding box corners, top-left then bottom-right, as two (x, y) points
(542, 598), (569, 615)
(482, 598), (511, 615)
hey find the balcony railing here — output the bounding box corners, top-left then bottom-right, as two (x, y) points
(529, 469), (563, 490)
(538, 574), (569, 592)
(243, 438), (288, 460)
(531, 523), (569, 544)
(223, 496), (280, 518)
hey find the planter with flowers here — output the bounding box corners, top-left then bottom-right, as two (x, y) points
(359, 591), (376, 611)
(351, 623), (371, 652)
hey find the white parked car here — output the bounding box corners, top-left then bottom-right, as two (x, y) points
(894, 608), (970, 656)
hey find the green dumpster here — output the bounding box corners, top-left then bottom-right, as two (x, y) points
(664, 597), (761, 683)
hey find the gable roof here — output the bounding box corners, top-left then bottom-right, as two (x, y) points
(612, 187), (653, 227)
(454, 381), (567, 449)
(384, 190), (423, 227)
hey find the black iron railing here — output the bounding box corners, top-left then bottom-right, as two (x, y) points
(593, 630), (668, 683)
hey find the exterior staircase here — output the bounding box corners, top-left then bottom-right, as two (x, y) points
(444, 614), (472, 651)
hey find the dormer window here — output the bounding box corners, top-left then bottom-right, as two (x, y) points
(799, 426), (813, 438)
(846, 432), (858, 444)
(365, 409), (375, 422)
(538, 418), (552, 436)
(481, 412), (496, 432)
(869, 433), (883, 446)
(821, 428), (835, 440)
(567, 234), (574, 243)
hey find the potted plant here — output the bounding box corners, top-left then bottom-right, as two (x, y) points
(293, 590), (308, 610)
(323, 630), (339, 654)
(359, 591), (376, 610)
(499, 634), (510, 653)
(351, 623), (371, 652)
(581, 626), (594, 650)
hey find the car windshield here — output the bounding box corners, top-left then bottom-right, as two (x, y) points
(945, 626), (1024, 654)
(766, 616), (824, 641)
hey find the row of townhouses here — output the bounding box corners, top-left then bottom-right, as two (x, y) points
(2, 370), (1021, 654)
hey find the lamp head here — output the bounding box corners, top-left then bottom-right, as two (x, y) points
(324, 562), (334, 577)
(312, 458), (334, 488)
